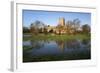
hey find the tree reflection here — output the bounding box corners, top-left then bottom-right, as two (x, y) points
(81, 39), (90, 49)
(30, 40), (45, 49)
(23, 39), (90, 62)
(56, 40), (65, 52)
(66, 39), (81, 49)
(56, 39), (90, 52)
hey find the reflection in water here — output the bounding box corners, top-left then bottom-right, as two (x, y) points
(56, 40), (65, 52)
(23, 39), (91, 62)
(30, 40), (45, 49)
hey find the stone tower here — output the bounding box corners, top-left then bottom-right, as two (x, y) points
(58, 18), (65, 26)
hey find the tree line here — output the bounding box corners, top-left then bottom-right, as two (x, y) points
(23, 19), (90, 35)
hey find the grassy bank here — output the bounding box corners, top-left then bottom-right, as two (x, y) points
(23, 34), (90, 41)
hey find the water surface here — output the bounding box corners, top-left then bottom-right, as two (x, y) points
(23, 39), (90, 62)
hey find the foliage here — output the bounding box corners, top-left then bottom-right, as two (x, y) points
(82, 24), (90, 34)
(30, 20), (47, 35)
(29, 19), (90, 35)
(73, 18), (80, 34)
(56, 25), (66, 35)
(23, 27), (30, 33)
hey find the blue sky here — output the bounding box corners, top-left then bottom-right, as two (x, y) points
(23, 10), (91, 27)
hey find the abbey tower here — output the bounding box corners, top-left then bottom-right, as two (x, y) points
(58, 18), (65, 26)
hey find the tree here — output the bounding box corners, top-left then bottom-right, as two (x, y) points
(72, 18), (80, 34)
(82, 24), (90, 34)
(56, 25), (66, 35)
(43, 27), (48, 34)
(66, 19), (81, 35)
(30, 20), (46, 34)
(23, 26), (30, 33)
(66, 20), (73, 34)
(30, 25), (38, 35)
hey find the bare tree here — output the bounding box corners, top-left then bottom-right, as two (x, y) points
(72, 18), (81, 34)
(30, 20), (46, 35)
(66, 21), (74, 34)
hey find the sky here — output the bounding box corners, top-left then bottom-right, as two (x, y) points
(23, 10), (91, 27)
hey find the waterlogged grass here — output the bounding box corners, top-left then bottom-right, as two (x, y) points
(23, 34), (90, 41)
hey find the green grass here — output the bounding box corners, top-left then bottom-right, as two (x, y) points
(23, 34), (90, 41)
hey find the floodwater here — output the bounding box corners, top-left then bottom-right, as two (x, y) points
(23, 39), (91, 62)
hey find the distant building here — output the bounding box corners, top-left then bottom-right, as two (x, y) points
(30, 18), (71, 35)
(58, 18), (65, 26)
(54, 17), (66, 34)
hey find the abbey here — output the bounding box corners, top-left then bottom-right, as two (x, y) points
(30, 17), (82, 35)
(46, 17), (68, 34)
